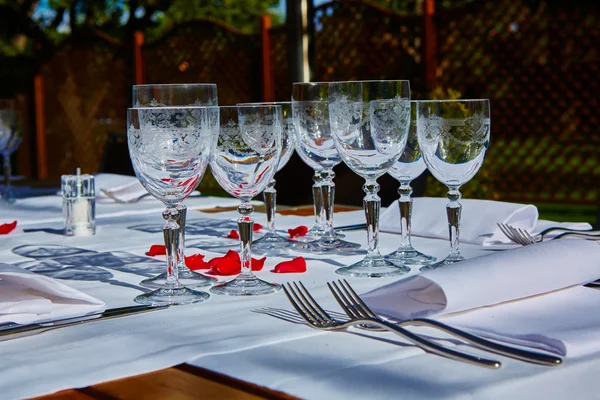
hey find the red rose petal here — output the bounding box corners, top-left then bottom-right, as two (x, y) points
(288, 225), (309, 238)
(272, 257), (307, 273)
(251, 256), (266, 271)
(226, 230), (240, 239)
(205, 251), (265, 276)
(184, 254), (209, 270)
(253, 223), (263, 231)
(0, 221), (17, 235)
(146, 244), (166, 256)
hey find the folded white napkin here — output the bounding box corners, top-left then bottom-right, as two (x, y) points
(363, 240), (600, 355)
(94, 173), (148, 203)
(0, 263), (105, 325)
(380, 197), (591, 245)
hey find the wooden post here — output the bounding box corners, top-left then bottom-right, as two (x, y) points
(423, 0), (437, 90)
(33, 73), (47, 179)
(260, 15), (275, 102)
(133, 31), (145, 85)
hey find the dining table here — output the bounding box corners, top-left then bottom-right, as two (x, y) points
(2, 183), (600, 400)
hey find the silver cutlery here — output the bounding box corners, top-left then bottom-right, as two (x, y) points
(497, 223), (600, 246)
(0, 305), (168, 342)
(100, 189), (151, 204)
(328, 279), (562, 366)
(282, 282), (502, 369)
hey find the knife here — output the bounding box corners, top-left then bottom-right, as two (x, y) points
(334, 223), (367, 231)
(0, 305), (168, 342)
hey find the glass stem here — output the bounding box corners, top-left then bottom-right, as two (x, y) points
(398, 181), (414, 250)
(363, 180), (381, 257)
(446, 188), (462, 258)
(175, 202), (188, 272)
(163, 207), (181, 288)
(238, 201), (254, 279)
(321, 169), (336, 240)
(3, 155), (11, 196)
(312, 170), (324, 230)
(263, 179), (277, 234)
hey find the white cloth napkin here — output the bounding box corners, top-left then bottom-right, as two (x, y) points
(380, 197), (591, 245)
(94, 173), (148, 203)
(363, 240), (600, 355)
(0, 263), (105, 324)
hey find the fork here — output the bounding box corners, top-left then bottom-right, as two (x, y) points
(100, 189), (150, 204)
(282, 282), (501, 369)
(329, 279), (562, 366)
(497, 223), (600, 246)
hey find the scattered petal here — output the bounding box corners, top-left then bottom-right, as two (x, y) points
(226, 230), (239, 239)
(272, 257), (307, 273)
(185, 254), (209, 270)
(288, 225), (309, 238)
(253, 223), (263, 231)
(0, 221), (17, 235)
(146, 244), (166, 256)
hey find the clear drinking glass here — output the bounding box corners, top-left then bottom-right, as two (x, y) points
(238, 102), (296, 252)
(132, 84), (218, 289)
(0, 100), (22, 204)
(385, 101), (436, 267)
(209, 105), (282, 296)
(128, 106), (215, 305)
(329, 80), (411, 277)
(416, 99), (491, 271)
(292, 82), (360, 252)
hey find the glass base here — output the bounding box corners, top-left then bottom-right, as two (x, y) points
(134, 285), (210, 306)
(210, 275), (282, 296)
(294, 237), (360, 253)
(252, 231), (292, 250)
(140, 268), (217, 289)
(385, 247), (437, 267)
(335, 256), (411, 278)
(420, 254), (465, 272)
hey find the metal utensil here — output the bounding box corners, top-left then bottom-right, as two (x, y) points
(282, 282), (501, 369)
(100, 189), (151, 204)
(329, 279), (562, 366)
(497, 223), (600, 246)
(0, 304), (168, 342)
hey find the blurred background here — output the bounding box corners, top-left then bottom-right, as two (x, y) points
(0, 0), (598, 223)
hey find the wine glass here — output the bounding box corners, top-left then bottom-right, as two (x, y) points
(209, 105), (282, 296)
(416, 99), (491, 271)
(293, 142), (326, 242)
(127, 106), (215, 305)
(0, 100), (22, 204)
(329, 80), (411, 277)
(237, 102), (296, 252)
(132, 84), (218, 289)
(384, 101), (436, 267)
(292, 82), (360, 252)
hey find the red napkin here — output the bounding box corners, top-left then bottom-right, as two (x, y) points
(288, 225), (309, 238)
(0, 221), (17, 235)
(226, 223), (264, 239)
(272, 257), (307, 273)
(146, 244), (166, 256)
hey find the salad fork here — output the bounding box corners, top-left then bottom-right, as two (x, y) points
(498, 223), (600, 246)
(282, 282), (501, 368)
(328, 279), (562, 366)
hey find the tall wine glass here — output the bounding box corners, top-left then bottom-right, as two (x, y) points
(385, 101), (436, 267)
(293, 142), (326, 242)
(238, 102), (296, 252)
(416, 99), (491, 271)
(133, 84), (218, 289)
(209, 105), (282, 296)
(0, 100), (22, 204)
(292, 82), (360, 252)
(329, 80), (411, 277)
(127, 106), (214, 305)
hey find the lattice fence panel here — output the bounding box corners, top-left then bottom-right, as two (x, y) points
(42, 34), (128, 179)
(313, 1), (424, 91)
(433, 0), (600, 204)
(143, 21), (262, 106)
(270, 25), (291, 101)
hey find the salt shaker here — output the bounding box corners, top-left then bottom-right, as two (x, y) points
(61, 168), (96, 236)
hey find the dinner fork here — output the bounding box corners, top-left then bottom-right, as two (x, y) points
(328, 279), (562, 366)
(497, 223), (600, 246)
(282, 282), (501, 369)
(100, 189), (151, 204)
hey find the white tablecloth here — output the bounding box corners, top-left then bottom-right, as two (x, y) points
(0, 196), (599, 399)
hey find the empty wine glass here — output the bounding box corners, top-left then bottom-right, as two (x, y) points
(209, 105), (282, 296)
(292, 82), (360, 252)
(128, 106), (215, 305)
(384, 101), (436, 267)
(416, 99), (491, 271)
(238, 102), (296, 252)
(133, 84), (218, 289)
(329, 80), (411, 277)
(0, 100), (22, 204)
